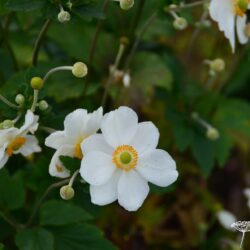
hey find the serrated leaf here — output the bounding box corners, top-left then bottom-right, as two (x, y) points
(15, 228), (54, 250)
(50, 223), (117, 250)
(40, 200), (92, 226)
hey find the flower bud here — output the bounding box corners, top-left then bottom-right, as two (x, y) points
(58, 10), (71, 23)
(72, 62), (88, 78)
(38, 100), (49, 111)
(206, 127), (220, 141)
(173, 17), (188, 30)
(60, 185), (75, 200)
(15, 94), (25, 105)
(244, 23), (250, 37)
(210, 58), (225, 73)
(31, 77), (44, 90)
(2, 120), (14, 129)
(120, 0), (134, 10)
(120, 36), (130, 46)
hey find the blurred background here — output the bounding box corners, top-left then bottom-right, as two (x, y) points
(0, 0), (250, 249)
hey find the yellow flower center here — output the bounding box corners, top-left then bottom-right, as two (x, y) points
(6, 137), (26, 156)
(74, 143), (83, 159)
(112, 145), (138, 171)
(234, 0), (250, 16)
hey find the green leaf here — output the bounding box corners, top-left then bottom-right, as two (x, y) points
(50, 223), (117, 250)
(40, 200), (92, 226)
(5, 0), (45, 11)
(15, 228), (54, 250)
(0, 243), (4, 250)
(0, 169), (25, 210)
(191, 134), (215, 177)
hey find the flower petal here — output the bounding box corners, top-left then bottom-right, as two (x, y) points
(19, 110), (39, 134)
(81, 134), (113, 155)
(136, 149), (178, 187)
(90, 170), (121, 206)
(209, 0), (235, 52)
(0, 144), (8, 169)
(16, 135), (41, 156)
(84, 107), (103, 135)
(101, 106), (138, 148)
(80, 151), (115, 186)
(45, 131), (67, 149)
(64, 109), (88, 139)
(236, 15), (248, 44)
(118, 170), (149, 211)
(49, 145), (74, 178)
(130, 122), (159, 155)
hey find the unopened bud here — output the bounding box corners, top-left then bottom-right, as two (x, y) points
(31, 77), (44, 90)
(120, 0), (134, 10)
(60, 185), (75, 200)
(210, 58), (225, 73)
(58, 10), (71, 23)
(120, 36), (130, 46)
(2, 120), (14, 129)
(38, 100), (49, 111)
(206, 127), (220, 141)
(173, 17), (188, 30)
(72, 62), (88, 78)
(244, 23), (250, 37)
(15, 94), (25, 105)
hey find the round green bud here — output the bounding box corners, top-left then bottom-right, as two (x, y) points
(60, 185), (75, 200)
(38, 100), (49, 111)
(206, 127), (220, 141)
(238, 0), (248, 12)
(31, 77), (44, 90)
(15, 94), (25, 105)
(120, 0), (134, 10)
(58, 10), (71, 23)
(210, 58), (225, 73)
(72, 62), (88, 78)
(2, 119), (14, 129)
(173, 17), (188, 30)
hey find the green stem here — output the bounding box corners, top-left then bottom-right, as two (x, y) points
(0, 94), (19, 109)
(32, 19), (52, 66)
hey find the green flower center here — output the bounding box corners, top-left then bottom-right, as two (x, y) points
(120, 152), (132, 164)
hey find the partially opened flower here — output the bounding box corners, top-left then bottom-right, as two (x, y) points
(209, 0), (250, 52)
(0, 110), (41, 169)
(80, 106), (178, 211)
(45, 108), (103, 178)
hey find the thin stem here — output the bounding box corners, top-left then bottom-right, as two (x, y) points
(82, 0), (111, 96)
(25, 178), (70, 227)
(69, 170), (79, 187)
(31, 90), (39, 112)
(39, 126), (56, 133)
(123, 12), (157, 71)
(43, 66), (72, 83)
(32, 19), (52, 66)
(0, 94), (19, 109)
(172, 0), (209, 11)
(101, 43), (126, 109)
(240, 232), (245, 249)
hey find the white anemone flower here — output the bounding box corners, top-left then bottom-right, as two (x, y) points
(217, 210), (237, 230)
(209, 0), (250, 52)
(45, 108), (103, 178)
(80, 106), (178, 211)
(0, 110), (41, 169)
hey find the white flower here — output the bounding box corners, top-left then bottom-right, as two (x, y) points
(209, 0), (250, 52)
(45, 108), (103, 178)
(80, 106), (178, 211)
(217, 210), (237, 230)
(0, 110), (41, 169)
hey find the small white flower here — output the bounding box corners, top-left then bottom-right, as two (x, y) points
(209, 0), (250, 52)
(45, 108), (103, 178)
(80, 106), (178, 211)
(217, 210), (237, 230)
(0, 110), (41, 169)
